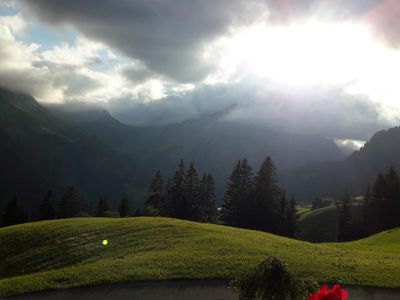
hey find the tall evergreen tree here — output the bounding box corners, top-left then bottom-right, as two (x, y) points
(220, 160), (242, 226)
(337, 195), (352, 242)
(97, 197), (109, 217)
(185, 162), (199, 220)
(372, 173), (387, 233)
(220, 159), (254, 228)
(197, 173), (217, 223)
(253, 156), (281, 233)
(58, 186), (82, 218)
(39, 190), (55, 221)
(145, 170), (164, 215)
(286, 197), (297, 238)
(237, 159), (255, 228)
(384, 167), (400, 229)
(362, 184), (373, 234)
(119, 193), (131, 218)
(277, 191), (288, 235)
(165, 160), (188, 219)
(2, 194), (27, 227)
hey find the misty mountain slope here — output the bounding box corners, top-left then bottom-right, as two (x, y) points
(282, 127), (400, 200)
(0, 88), (135, 211)
(51, 105), (345, 197)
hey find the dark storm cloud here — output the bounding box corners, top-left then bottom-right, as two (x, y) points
(15, 0), (400, 88)
(18, 0), (269, 82)
(122, 64), (156, 85)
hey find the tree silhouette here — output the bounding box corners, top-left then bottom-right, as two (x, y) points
(39, 190), (55, 221)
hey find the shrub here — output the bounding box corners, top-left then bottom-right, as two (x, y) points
(233, 256), (318, 300)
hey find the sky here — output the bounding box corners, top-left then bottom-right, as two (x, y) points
(1, 0), (400, 148)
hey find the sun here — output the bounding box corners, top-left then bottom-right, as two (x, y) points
(222, 21), (379, 87)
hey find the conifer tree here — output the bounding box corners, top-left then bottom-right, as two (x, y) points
(384, 167), (400, 229)
(204, 173), (217, 223)
(145, 170), (164, 215)
(337, 195), (352, 242)
(197, 173), (217, 223)
(286, 197), (297, 238)
(2, 194), (27, 227)
(253, 156), (281, 233)
(58, 186), (82, 218)
(39, 190), (55, 221)
(363, 184), (374, 234)
(372, 173), (387, 233)
(237, 159), (255, 228)
(278, 191), (288, 235)
(119, 193), (131, 218)
(185, 162), (199, 220)
(97, 197), (108, 217)
(220, 160), (242, 226)
(165, 160), (188, 219)
(220, 159), (254, 228)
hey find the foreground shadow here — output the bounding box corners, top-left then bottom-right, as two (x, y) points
(6, 280), (400, 300)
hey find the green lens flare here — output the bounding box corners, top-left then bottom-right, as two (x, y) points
(102, 239), (108, 246)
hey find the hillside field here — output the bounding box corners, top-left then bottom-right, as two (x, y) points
(1, 217), (400, 297)
(296, 204), (363, 242)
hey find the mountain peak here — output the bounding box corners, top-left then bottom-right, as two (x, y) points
(209, 102), (239, 119)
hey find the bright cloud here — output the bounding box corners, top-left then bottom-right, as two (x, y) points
(0, 0), (400, 141)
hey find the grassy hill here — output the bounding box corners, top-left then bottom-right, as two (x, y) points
(296, 204), (363, 242)
(1, 217), (400, 297)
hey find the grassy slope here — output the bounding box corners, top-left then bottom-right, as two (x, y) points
(296, 204), (312, 218)
(297, 204), (363, 242)
(1, 217), (400, 297)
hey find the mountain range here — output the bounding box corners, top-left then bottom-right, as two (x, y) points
(282, 127), (400, 200)
(0, 87), (399, 212)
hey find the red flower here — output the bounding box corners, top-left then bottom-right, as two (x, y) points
(307, 285), (348, 300)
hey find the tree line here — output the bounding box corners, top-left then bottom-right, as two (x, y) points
(363, 167), (400, 235)
(1, 189), (133, 227)
(1, 156), (296, 238)
(335, 166), (400, 242)
(145, 157), (297, 238)
(220, 157), (297, 237)
(144, 160), (218, 223)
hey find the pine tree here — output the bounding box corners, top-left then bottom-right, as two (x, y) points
(165, 160), (188, 219)
(197, 173), (217, 223)
(185, 162), (199, 220)
(253, 156), (281, 233)
(237, 159), (255, 228)
(58, 186), (82, 218)
(145, 170), (164, 215)
(39, 190), (55, 221)
(278, 191), (288, 235)
(286, 197), (297, 238)
(2, 194), (27, 227)
(372, 173), (387, 233)
(337, 195), (352, 242)
(220, 159), (254, 228)
(220, 160), (242, 226)
(362, 184), (373, 234)
(384, 167), (400, 229)
(97, 197), (108, 217)
(119, 193), (130, 218)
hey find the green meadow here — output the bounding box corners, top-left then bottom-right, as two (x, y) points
(1, 217), (399, 297)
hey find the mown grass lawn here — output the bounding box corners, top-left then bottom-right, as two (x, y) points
(1, 217), (399, 297)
